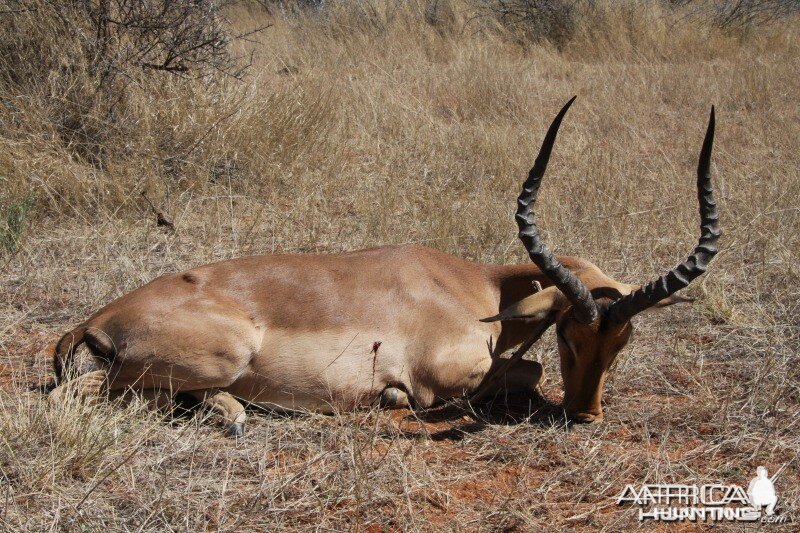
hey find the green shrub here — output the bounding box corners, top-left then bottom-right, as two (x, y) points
(0, 191), (34, 253)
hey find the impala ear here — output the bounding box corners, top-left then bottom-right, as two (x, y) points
(480, 286), (569, 323)
(647, 293), (695, 311)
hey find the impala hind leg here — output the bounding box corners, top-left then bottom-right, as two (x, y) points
(48, 369), (108, 406)
(187, 390), (247, 437)
(378, 386), (410, 409)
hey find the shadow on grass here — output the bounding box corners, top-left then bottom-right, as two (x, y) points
(398, 391), (574, 442)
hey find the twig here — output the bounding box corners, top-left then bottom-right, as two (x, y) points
(140, 191), (176, 232)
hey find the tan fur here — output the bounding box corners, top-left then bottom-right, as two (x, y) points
(51, 244), (681, 430)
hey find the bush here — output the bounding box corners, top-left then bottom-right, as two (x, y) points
(475, 0), (581, 47)
(706, 0), (800, 30)
(0, 191), (34, 254)
(0, 0), (260, 166)
(1, 0), (253, 87)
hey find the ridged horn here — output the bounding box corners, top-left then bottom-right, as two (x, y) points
(516, 96), (598, 324)
(605, 106), (720, 325)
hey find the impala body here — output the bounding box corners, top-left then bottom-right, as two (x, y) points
(56, 247), (585, 411)
(51, 98), (720, 436)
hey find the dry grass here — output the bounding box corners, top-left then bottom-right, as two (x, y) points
(1, 0), (799, 530)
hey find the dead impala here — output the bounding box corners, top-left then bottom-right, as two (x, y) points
(51, 98), (720, 436)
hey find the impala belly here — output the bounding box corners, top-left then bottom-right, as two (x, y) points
(226, 329), (414, 412)
(227, 327), (496, 411)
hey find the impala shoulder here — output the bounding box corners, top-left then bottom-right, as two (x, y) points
(556, 255), (598, 273)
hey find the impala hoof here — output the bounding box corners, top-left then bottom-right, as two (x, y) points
(225, 422), (245, 438)
(379, 386), (409, 408)
(568, 411), (603, 424)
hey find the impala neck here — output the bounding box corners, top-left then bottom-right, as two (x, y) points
(485, 263), (556, 354)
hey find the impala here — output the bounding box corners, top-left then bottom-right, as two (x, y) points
(51, 98), (720, 436)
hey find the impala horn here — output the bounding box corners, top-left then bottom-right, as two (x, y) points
(517, 96), (598, 324)
(605, 106), (720, 325)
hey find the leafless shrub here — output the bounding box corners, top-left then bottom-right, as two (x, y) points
(255, 0), (462, 39)
(424, 0), (459, 35)
(725, 2), (798, 29)
(2, 0), (258, 86)
(668, 0), (800, 29)
(475, 0), (584, 47)
(0, 0), (263, 167)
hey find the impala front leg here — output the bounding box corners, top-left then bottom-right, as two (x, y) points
(188, 390), (247, 437)
(472, 359), (544, 401)
(493, 359), (544, 394)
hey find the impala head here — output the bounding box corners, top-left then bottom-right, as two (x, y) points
(484, 97), (720, 422)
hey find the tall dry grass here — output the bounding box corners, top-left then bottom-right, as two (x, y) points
(1, 0), (799, 530)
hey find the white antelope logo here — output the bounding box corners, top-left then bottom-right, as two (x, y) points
(51, 98), (720, 436)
